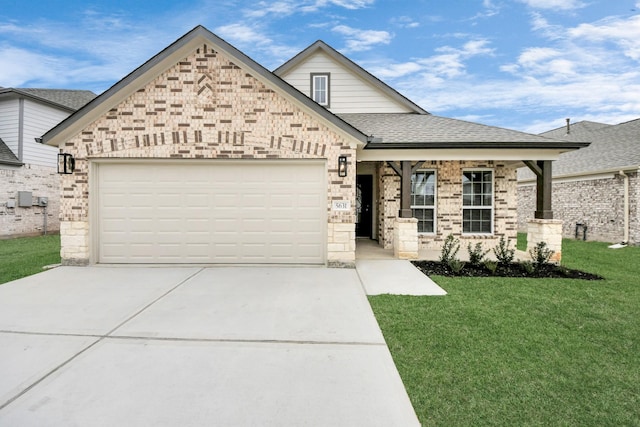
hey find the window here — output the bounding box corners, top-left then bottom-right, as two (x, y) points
(462, 170), (493, 234)
(311, 73), (330, 106)
(411, 170), (436, 233)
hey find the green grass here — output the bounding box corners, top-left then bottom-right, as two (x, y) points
(370, 237), (640, 426)
(0, 235), (61, 284)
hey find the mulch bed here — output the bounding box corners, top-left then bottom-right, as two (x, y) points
(412, 261), (603, 280)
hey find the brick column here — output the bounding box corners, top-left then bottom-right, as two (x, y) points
(527, 218), (563, 263)
(393, 217), (418, 259)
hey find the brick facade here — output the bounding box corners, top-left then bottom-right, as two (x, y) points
(0, 164), (59, 237)
(376, 160), (518, 252)
(517, 172), (640, 244)
(59, 44), (355, 265)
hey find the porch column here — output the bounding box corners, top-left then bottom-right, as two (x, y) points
(524, 160), (553, 219)
(400, 160), (412, 218)
(524, 160), (562, 263)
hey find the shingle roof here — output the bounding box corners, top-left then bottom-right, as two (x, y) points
(0, 88), (97, 111)
(518, 118), (640, 180)
(339, 113), (588, 149)
(0, 137), (22, 166)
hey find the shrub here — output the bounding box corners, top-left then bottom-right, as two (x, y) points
(484, 260), (498, 275)
(521, 261), (535, 274)
(530, 241), (554, 268)
(493, 236), (515, 264)
(467, 242), (490, 266)
(448, 259), (466, 274)
(440, 234), (460, 264)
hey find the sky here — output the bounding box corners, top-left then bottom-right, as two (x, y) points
(1, 0), (640, 134)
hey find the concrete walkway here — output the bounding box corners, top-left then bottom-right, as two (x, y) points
(356, 260), (447, 296)
(0, 266), (420, 426)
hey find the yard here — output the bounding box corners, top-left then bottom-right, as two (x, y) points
(370, 237), (640, 426)
(1, 234), (638, 425)
(0, 234), (61, 284)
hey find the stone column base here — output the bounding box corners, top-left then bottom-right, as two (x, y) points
(393, 217), (418, 259)
(527, 218), (563, 263)
(60, 221), (90, 266)
(327, 222), (356, 268)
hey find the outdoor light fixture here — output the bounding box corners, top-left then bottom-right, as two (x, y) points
(338, 156), (347, 178)
(338, 155), (347, 177)
(57, 153), (75, 174)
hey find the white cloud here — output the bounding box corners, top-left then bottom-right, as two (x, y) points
(391, 16), (420, 29)
(568, 15), (640, 60)
(332, 25), (392, 52)
(518, 0), (586, 10)
(215, 23), (299, 61)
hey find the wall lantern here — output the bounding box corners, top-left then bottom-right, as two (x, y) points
(338, 155), (348, 177)
(58, 153), (75, 174)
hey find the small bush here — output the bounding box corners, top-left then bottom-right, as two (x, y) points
(467, 242), (490, 266)
(530, 241), (554, 268)
(440, 234), (460, 264)
(493, 236), (515, 264)
(521, 261), (535, 274)
(448, 259), (465, 274)
(484, 260), (498, 275)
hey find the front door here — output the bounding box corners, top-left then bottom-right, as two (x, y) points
(356, 175), (373, 238)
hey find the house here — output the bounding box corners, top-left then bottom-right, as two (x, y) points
(0, 88), (96, 237)
(41, 26), (586, 267)
(518, 119), (640, 245)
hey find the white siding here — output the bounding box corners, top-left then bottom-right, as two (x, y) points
(281, 51), (413, 114)
(0, 98), (20, 156)
(22, 99), (69, 167)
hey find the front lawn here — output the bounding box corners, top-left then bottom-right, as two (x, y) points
(0, 235), (61, 284)
(370, 238), (640, 426)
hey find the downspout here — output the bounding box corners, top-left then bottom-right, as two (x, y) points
(620, 170), (629, 244)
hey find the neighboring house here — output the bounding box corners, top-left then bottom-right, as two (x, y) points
(0, 88), (96, 237)
(518, 119), (640, 245)
(42, 26), (586, 267)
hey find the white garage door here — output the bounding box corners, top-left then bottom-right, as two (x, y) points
(96, 161), (326, 264)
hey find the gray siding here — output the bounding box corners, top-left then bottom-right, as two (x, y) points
(22, 99), (68, 167)
(0, 98), (20, 156)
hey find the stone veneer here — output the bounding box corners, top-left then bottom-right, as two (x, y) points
(59, 43), (356, 266)
(527, 219), (563, 263)
(376, 160), (518, 253)
(393, 217), (418, 259)
(0, 164), (60, 237)
(518, 172), (639, 244)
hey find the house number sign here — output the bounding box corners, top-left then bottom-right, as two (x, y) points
(332, 200), (351, 211)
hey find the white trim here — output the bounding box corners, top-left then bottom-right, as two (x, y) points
(462, 168), (494, 235)
(411, 169), (437, 235)
(518, 166), (640, 185)
(357, 147), (565, 161)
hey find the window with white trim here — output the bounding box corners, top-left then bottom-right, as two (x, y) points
(311, 73), (330, 106)
(462, 170), (493, 234)
(411, 170), (436, 233)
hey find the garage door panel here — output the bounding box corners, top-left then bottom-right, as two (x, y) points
(97, 161), (326, 264)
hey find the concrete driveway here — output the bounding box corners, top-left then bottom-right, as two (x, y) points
(0, 266), (420, 426)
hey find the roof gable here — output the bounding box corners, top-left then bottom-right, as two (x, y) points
(42, 26), (367, 146)
(274, 40), (428, 115)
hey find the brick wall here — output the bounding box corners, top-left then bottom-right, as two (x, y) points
(59, 43), (356, 265)
(0, 164), (59, 237)
(377, 160), (518, 252)
(518, 172), (639, 244)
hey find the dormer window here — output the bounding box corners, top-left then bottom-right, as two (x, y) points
(311, 73), (330, 107)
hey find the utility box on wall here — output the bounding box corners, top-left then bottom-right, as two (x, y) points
(17, 191), (32, 207)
